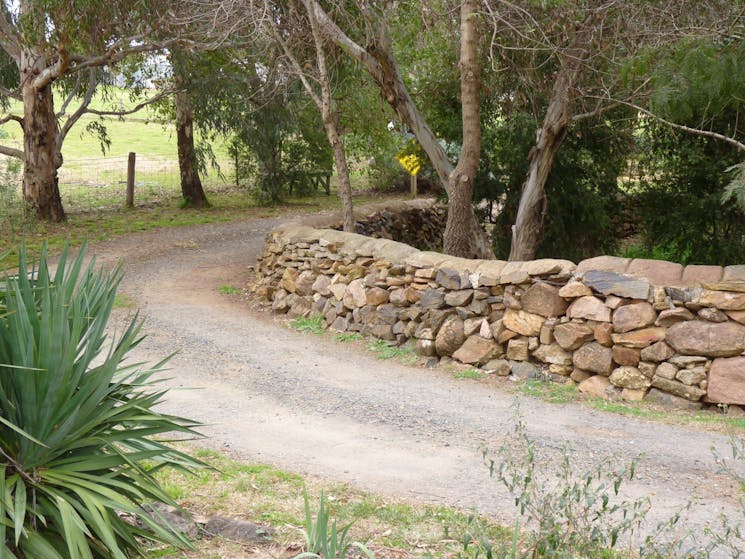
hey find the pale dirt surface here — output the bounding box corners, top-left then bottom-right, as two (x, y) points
(86, 212), (745, 550)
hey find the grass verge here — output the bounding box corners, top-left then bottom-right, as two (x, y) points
(152, 445), (512, 559)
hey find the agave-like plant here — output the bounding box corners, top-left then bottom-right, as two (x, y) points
(0, 245), (204, 558)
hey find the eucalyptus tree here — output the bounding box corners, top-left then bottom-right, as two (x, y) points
(483, 0), (742, 260)
(259, 0), (355, 230)
(171, 48), (210, 207)
(306, 0), (494, 259)
(0, 0), (180, 221)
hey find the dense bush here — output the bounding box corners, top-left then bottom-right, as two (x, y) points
(478, 111), (630, 262)
(0, 246), (203, 558)
(628, 121), (745, 265)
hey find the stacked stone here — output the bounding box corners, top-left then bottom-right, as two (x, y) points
(254, 203), (745, 409)
(350, 205), (446, 251)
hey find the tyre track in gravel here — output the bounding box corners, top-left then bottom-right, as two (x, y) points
(90, 213), (744, 548)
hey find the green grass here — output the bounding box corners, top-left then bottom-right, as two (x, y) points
(335, 332), (363, 342)
(453, 367), (484, 380)
(520, 379), (578, 404)
(152, 445), (514, 559)
(218, 285), (242, 295)
(367, 339), (416, 364)
(290, 314), (326, 335)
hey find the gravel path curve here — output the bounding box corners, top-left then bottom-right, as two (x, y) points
(88, 213), (745, 550)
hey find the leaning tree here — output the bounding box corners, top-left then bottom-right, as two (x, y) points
(0, 0), (180, 221)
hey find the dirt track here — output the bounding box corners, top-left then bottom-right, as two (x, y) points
(90, 212), (745, 551)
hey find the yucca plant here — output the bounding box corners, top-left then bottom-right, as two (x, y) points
(0, 244), (205, 558)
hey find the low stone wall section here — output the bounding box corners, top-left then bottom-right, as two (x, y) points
(254, 199), (745, 410)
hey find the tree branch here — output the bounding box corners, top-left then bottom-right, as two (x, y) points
(0, 143), (25, 160)
(84, 89), (174, 117)
(619, 100), (745, 154)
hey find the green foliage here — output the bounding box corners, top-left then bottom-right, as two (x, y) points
(0, 244), (205, 558)
(218, 285), (241, 296)
(290, 314), (326, 335)
(367, 339), (416, 363)
(631, 121), (745, 265)
(453, 368), (483, 380)
(485, 416), (649, 558)
(482, 111), (630, 261)
(293, 487), (375, 559)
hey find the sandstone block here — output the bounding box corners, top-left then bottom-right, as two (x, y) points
(621, 388), (647, 401)
(676, 367), (707, 386)
(645, 388), (703, 410)
(655, 307), (694, 327)
(436, 268), (461, 290)
(453, 336), (501, 365)
(576, 256), (630, 274)
(627, 259), (683, 286)
(343, 279), (367, 308)
(553, 322), (594, 350)
(503, 308), (546, 337)
(707, 357), (745, 405)
(434, 317), (466, 356)
(582, 270), (650, 299)
(567, 296), (611, 322)
(366, 287), (390, 306)
(558, 281), (592, 298)
(312, 275), (332, 296)
(612, 345), (640, 367)
(651, 376), (706, 401)
(507, 338), (529, 361)
(420, 288), (446, 310)
(697, 290), (745, 311)
(571, 369), (592, 383)
(532, 343), (573, 366)
(610, 367), (651, 390)
(612, 302), (657, 333)
(666, 321), (745, 357)
(279, 267), (299, 293)
(640, 341), (675, 362)
(445, 289), (474, 307)
(611, 327), (666, 349)
(594, 323), (614, 347)
(655, 362), (678, 380)
(573, 342), (614, 375)
(521, 282), (568, 317)
(578, 375), (612, 398)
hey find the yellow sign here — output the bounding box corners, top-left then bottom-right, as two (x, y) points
(396, 153), (423, 176)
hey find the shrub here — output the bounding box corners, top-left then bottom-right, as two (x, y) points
(0, 245), (204, 558)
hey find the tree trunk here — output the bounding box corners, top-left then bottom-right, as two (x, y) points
(20, 52), (65, 222)
(309, 0), (494, 258)
(302, 0), (354, 232)
(508, 14), (599, 261)
(175, 88), (209, 208)
(444, 0), (483, 258)
(325, 112), (355, 232)
(173, 50), (209, 208)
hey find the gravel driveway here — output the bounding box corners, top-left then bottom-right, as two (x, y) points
(88, 213), (745, 552)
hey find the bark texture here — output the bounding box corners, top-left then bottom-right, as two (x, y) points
(444, 0), (483, 257)
(173, 53), (210, 208)
(309, 0), (493, 258)
(508, 14), (599, 261)
(20, 48), (65, 222)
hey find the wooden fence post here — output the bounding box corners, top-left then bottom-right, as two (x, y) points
(126, 152), (136, 208)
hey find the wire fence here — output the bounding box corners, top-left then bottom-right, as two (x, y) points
(0, 154), (234, 218)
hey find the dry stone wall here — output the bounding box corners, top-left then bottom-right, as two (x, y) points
(254, 199), (745, 410)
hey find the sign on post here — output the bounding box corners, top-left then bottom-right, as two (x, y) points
(396, 153), (424, 198)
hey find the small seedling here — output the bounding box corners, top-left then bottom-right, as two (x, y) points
(454, 368), (483, 380)
(290, 314), (326, 335)
(336, 332), (363, 342)
(368, 339), (417, 364)
(218, 284), (242, 295)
